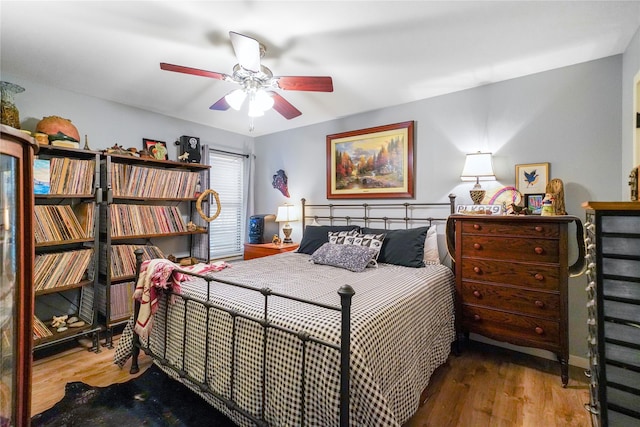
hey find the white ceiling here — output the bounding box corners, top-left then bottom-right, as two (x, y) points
(2, 1), (639, 137)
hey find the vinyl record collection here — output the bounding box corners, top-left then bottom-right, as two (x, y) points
(102, 244), (166, 278)
(48, 157), (96, 195)
(33, 316), (53, 339)
(110, 163), (200, 198)
(34, 249), (93, 292)
(34, 205), (89, 243)
(99, 281), (135, 322)
(107, 204), (187, 236)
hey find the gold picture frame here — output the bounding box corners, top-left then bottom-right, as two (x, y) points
(515, 162), (549, 195)
(326, 121), (414, 199)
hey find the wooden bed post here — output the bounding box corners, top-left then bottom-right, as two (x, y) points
(130, 248), (144, 374)
(338, 284), (355, 426)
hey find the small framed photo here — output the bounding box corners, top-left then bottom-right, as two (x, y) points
(515, 162), (549, 194)
(143, 138), (168, 160)
(525, 193), (545, 215)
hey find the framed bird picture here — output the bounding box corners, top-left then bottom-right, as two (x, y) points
(515, 162), (549, 195)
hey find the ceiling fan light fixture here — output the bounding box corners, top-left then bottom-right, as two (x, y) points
(225, 89), (246, 110)
(254, 89), (274, 111)
(248, 99), (265, 117)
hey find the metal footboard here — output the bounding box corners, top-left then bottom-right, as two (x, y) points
(129, 249), (355, 426)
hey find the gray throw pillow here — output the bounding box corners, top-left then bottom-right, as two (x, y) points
(311, 242), (377, 272)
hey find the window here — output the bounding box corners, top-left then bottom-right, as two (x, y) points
(208, 151), (246, 259)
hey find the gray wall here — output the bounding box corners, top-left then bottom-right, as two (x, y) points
(254, 55), (625, 366)
(622, 24), (640, 194)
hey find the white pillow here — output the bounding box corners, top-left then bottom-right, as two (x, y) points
(423, 225), (440, 265)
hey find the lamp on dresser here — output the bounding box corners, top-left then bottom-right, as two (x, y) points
(275, 204), (298, 243)
(461, 152), (495, 204)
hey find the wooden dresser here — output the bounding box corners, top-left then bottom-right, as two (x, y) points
(449, 214), (584, 387)
(243, 242), (299, 260)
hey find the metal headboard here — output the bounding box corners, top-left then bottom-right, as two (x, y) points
(301, 194), (456, 230)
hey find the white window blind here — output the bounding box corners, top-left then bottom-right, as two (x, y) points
(209, 151), (246, 259)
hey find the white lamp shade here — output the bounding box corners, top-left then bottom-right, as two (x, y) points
(254, 89), (274, 111)
(275, 205), (298, 222)
(225, 89), (247, 110)
(461, 152), (496, 181)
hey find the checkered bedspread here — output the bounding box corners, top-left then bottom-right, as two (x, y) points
(136, 252), (455, 426)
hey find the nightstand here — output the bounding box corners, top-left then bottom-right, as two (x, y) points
(448, 214), (583, 387)
(243, 242), (299, 260)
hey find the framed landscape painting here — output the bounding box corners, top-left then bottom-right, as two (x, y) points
(326, 121), (414, 199)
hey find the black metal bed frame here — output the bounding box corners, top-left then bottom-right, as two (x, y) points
(128, 195), (456, 426)
(301, 194), (457, 230)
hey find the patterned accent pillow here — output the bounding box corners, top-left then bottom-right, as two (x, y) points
(348, 233), (385, 267)
(311, 242), (378, 272)
(297, 225), (360, 255)
(328, 229), (360, 244)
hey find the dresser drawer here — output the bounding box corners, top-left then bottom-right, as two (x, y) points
(603, 278), (640, 300)
(460, 259), (561, 291)
(607, 387), (640, 417)
(461, 221), (560, 238)
(606, 364), (640, 392)
(461, 235), (560, 263)
(603, 257), (640, 280)
(462, 305), (560, 348)
(602, 236), (640, 256)
(461, 281), (560, 319)
(602, 215), (640, 234)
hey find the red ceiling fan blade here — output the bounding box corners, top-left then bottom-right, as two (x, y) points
(275, 76), (333, 92)
(209, 95), (230, 111)
(160, 63), (229, 80)
(229, 31), (261, 73)
(268, 91), (302, 120)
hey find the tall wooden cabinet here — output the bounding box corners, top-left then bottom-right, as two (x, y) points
(583, 202), (640, 427)
(32, 145), (101, 352)
(0, 125), (37, 427)
(99, 153), (210, 346)
(448, 214), (584, 387)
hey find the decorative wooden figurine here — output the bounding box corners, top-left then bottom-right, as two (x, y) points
(545, 178), (566, 215)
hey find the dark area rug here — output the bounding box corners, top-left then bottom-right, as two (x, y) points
(31, 364), (238, 427)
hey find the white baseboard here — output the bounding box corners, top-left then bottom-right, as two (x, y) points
(469, 334), (589, 369)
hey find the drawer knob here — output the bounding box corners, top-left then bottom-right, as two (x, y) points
(535, 326), (544, 335)
(535, 300), (545, 308)
(534, 247), (544, 255)
(473, 224), (481, 230)
(473, 243), (482, 250)
(473, 314), (481, 322)
(534, 273), (544, 281)
(473, 266), (482, 274)
(473, 290), (482, 298)
(534, 226), (543, 232)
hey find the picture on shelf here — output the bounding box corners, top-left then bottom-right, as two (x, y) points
(143, 138), (168, 160)
(33, 158), (50, 194)
(524, 193), (545, 215)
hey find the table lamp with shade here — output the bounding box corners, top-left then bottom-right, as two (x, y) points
(275, 204), (298, 243)
(461, 152), (495, 204)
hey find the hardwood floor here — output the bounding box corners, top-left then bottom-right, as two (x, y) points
(31, 337), (590, 426)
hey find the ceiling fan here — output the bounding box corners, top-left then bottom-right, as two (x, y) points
(160, 31), (333, 121)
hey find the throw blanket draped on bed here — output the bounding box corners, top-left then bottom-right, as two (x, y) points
(133, 259), (229, 340)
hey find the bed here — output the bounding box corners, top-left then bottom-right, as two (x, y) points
(115, 197), (457, 426)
